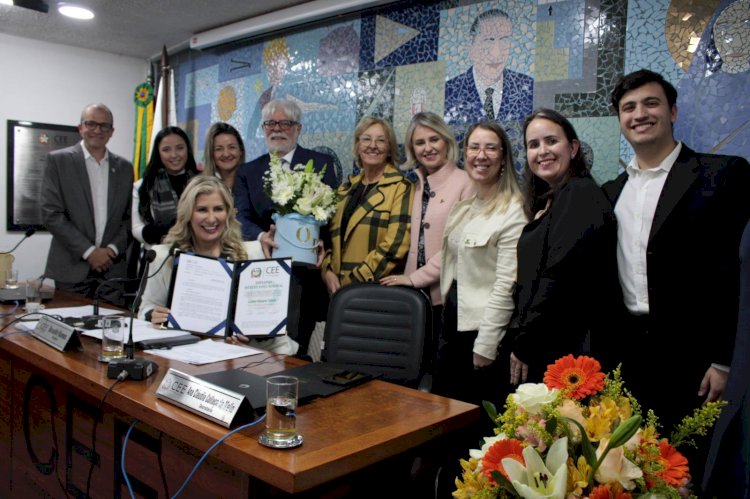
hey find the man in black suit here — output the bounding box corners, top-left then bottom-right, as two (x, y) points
(703, 218), (750, 498)
(234, 99), (337, 356)
(41, 103), (133, 304)
(603, 69), (750, 487)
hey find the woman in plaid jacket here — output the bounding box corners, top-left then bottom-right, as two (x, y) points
(322, 117), (414, 293)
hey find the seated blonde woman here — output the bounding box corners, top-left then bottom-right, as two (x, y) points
(138, 175), (298, 355)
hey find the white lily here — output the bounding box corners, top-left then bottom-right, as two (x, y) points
(594, 438), (642, 490)
(502, 437), (568, 499)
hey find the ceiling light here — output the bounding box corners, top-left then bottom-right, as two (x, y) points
(58, 3), (93, 20)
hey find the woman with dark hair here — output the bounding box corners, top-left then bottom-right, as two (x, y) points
(510, 108), (620, 384)
(436, 121), (526, 406)
(132, 126), (199, 248)
(202, 122), (245, 193)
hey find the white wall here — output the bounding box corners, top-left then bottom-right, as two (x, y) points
(0, 33), (147, 282)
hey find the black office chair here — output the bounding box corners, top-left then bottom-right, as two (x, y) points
(321, 282), (432, 389)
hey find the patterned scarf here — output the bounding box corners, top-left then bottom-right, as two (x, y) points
(148, 169), (194, 226)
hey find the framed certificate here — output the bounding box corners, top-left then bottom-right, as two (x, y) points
(6, 120), (80, 231)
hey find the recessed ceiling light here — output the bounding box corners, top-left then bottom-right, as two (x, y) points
(58, 3), (93, 20)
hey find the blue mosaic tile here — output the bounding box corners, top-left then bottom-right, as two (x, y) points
(533, 0), (600, 109)
(180, 103), (211, 162)
(439, 1), (535, 79)
(393, 61), (446, 139)
(317, 24), (361, 77)
(356, 68), (396, 123)
(555, 0), (627, 118)
(179, 65), (219, 117)
(300, 132), (355, 180)
(170, 0), (749, 182)
(675, 0), (750, 158)
(359, 3), (440, 71)
(440, 3), (535, 127)
(623, 0), (683, 83)
(537, 0), (585, 79)
(569, 116), (621, 182)
(216, 43), (264, 82)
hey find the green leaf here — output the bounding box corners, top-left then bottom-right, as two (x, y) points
(608, 415), (642, 449)
(490, 470), (516, 494)
(546, 417), (558, 434)
(483, 400), (498, 423)
(559, 416), (597, 467)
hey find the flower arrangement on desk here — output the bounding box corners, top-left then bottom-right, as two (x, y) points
(453, 355), (725, 499)
(263, 152), (336, 223)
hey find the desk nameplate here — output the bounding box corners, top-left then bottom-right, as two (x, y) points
(156, 368), (257, 428)
(32, 315), (83, 352)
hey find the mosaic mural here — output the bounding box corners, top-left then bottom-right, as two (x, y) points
(170, 0), (749, 185)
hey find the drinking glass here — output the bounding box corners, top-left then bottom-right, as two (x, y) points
(258, 375), (303, 448)
(98, 317), (125, 362)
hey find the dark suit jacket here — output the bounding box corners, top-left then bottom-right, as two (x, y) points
(444, 67), (533, 125)
(234, 145), (337, 241)
(602, 145), (750, 425)
(703, 218), (750, 498)
(512, 177), (620, 381)
(41, 142), (133, 283)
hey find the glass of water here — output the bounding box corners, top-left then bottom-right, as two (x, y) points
(258, 375), (303, 448)
(25, 278), (44, 315)
(98, 317), (125, 362)
(4, 269), (19, 289)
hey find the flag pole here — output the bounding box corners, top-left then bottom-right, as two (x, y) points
(160, 46), (170, 127)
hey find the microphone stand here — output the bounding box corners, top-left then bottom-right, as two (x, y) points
(107, 249), (165, 380)
(0, 227), (36, 254)
(91, 277), (132, 317)
(124, 260), (152, 360)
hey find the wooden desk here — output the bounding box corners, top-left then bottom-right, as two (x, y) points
(0, 293), (479, 497)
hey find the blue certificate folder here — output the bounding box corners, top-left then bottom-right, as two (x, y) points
(165, 251), (292, 338)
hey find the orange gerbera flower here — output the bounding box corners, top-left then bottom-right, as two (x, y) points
(544, 355), (605, 399)
(589, 484), (633, 499)
(656, 440), (689, 486)
(482, 439), (525, 482)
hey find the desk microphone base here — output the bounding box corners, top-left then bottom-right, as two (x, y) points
(107, 357), (158, 380)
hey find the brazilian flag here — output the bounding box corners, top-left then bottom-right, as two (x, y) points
(133, 82), (154, 180)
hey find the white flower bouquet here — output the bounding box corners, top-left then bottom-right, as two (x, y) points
(263, 152), (336, 223)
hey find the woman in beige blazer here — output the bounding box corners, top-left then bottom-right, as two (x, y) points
(436, 122), (527, 406)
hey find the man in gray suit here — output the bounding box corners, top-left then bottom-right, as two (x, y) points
(41, 103), (133, 303)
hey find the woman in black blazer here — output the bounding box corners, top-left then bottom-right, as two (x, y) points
(509, 109), (621, 384)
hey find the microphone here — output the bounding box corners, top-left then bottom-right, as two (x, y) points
(91, 250), (158, 316)
(0, 228), (36, 254)
(107, 247), (172, 381)
(91, 277), (133, 317)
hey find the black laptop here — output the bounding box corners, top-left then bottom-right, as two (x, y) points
(196, 363), (377, 414)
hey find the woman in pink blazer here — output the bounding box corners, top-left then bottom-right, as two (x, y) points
(381, 112), (474, 365)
